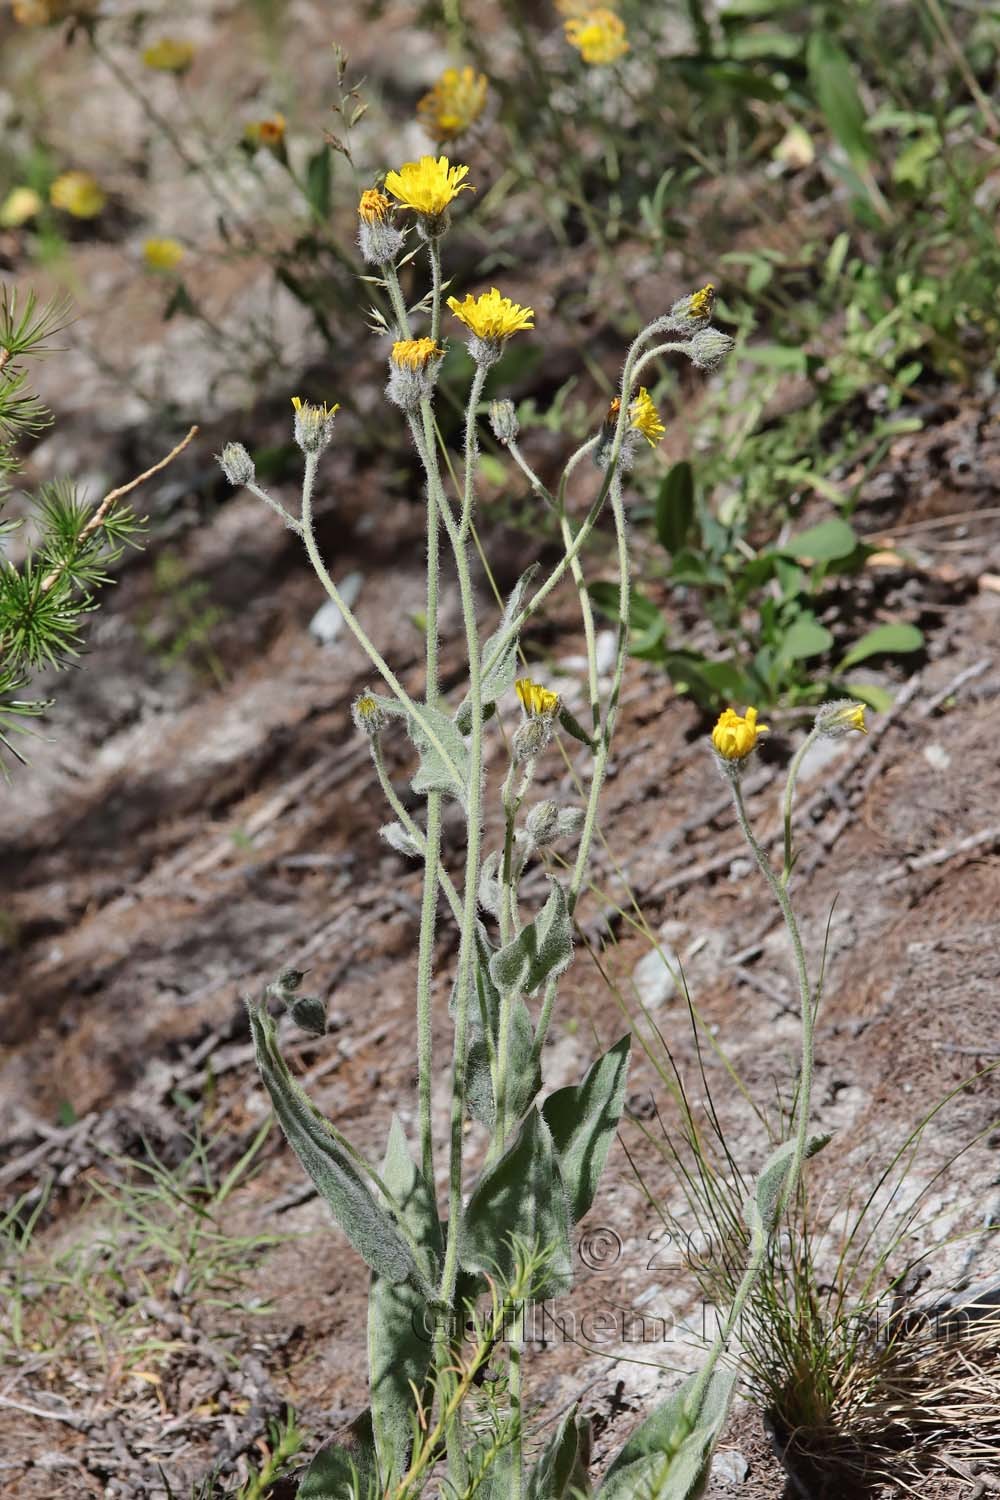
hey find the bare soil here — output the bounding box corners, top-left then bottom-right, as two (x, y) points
(2, 5), (1000, 1498)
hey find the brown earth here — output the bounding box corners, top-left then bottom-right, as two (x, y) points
(2, 4), (1000, 1498)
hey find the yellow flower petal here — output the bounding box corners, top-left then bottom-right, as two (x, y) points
(417, 66), (488, 144)
(515, 677), (560, 719)
(711, 705), (769, 761)
(384, 156), (473, 218)
(447, 287), (534, 342)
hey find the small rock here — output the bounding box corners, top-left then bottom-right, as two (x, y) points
(923, 743), (950, 771)
(712, 1449), (749, 1486)
(595, 629), (618, 677)
(631, 943), (679, 1008)
(309, 571), (363, 644)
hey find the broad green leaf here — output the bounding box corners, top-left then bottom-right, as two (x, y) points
(778, 615), (834, 662)
(369, 1119), (441, 1486)
(459, 1107), (573, 1297)
(844, 680), (893, 713)
(305, 145), (332, 219)
(298, 1412), (377, 1499)
(744, 1133), (831, 1238)
(598, 1367), (737, 1500)
(655, 462), (695, 555)
(806, 32), (873, 168)
(838, 621), (923, 671)
(777, 518), (858, 562)
(406, 703), (469, 802)
(247, 1000), (418, 1286)
(490, 880), (573, 996)
(467, 996), (540, 1130)
(457, 564), (539, 733)
(527, 1404), (593, 1499)
(542, 1035), (631, 1224)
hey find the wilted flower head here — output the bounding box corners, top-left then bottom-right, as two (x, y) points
(711, 706), (769, 763)
(291, 395), (339, 455)
(142, 37), (196, 73)
(448, 287), (534, 366)
(629, 387), (666, 447)
(489, 399), (519, 445)
(668, 282), (716, 331)
(417, 66), (488, 144)
(244, 114), (286, 150)
(391, 338), (444, 372)
(516, 677), (560, 720)
(49, 171), (105, 219)
(0, 187), (43, 228)
(357, 188), (403, 265)
(564, 9), (629, 64)
(815, 699), (867, 738)
(143, 237), (185, 271)
(384, 156), (473, 223)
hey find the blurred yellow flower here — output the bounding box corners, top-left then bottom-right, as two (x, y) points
(384, 156), (473, 218)
(688, 283), (715, 321)
(516, 678), (560, 719)
(564, 9), (629, 64)
(143, 237), (185, 271)
(555, 0), (619, 11)
(447, 287), (534, 341)
(712, 706), (769, 761)
(49, 171), (105, 219)
(142, 38), (196, 74)
(391, 338), (444, 371)
(12, 0), (90, 23)
(0, 187), (43, 228)
(628, 387), (666, 447)
(358, 188), (392, 223)
(244, 115), (286, 150)
(417, 66), (488, 144)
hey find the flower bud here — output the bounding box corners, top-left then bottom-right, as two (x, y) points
(275, 966), (307, 994)
(489, 399), (519, 445)
(357, 189), (405, 266)
(380, 821), (423, 858)
(352, 689), (386, 737)
(556, 807), (585, 839)
(288, 994), (327, 1036)
(292, 396), (339, 455)
(687, 327), (735, 372)
(386, 338), (444, 410)
(815, 699), (867, 738)
(525, 799), (559, 846)
(513, 716), (553, 764)
(217, 441), (255, 487)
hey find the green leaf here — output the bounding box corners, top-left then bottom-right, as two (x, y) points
(542, 1035), (631, 1224)
(806, 31), (873, 167)
(527, 1405), (593, 1499)
(838, 621), (923, 672)
(305, 144), (333, 219)
(490, 880), (573, 996)
(598, 1367), (737, 1500)
(457, 565), (540, 733)
(776, 518), (858, 563)
(467, 996), (540, 1130)
(459, 1107), (573, 1297)
(406, 703), (469, 802)
(655, 462), (695, 555)
(844, 680), (893, 713)
(778, 615), (834, 662)
(369, 1119), (441, 1486)
(247, 999), (418, 1287)
(298, 1412), (377, 1499)
(744, 1134), (830, 1238)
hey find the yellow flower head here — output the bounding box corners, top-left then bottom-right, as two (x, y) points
(564, 9), (629, 65)
(244, 114), (286, 149)
(516, 678), (560, 719)
(291, 396), (340, 454)
(142, 37), (196, 73)
(352, 689), (385, 736)
(816, 700), (868, 738)
(13, 0), (93, 23)
(358, 188), (392, 224)
(417, 66), (488, 144)
(0, 187), (43, 228)
(49, 171), (105, 219)
(629, 387), (666, 447)
(384, 156), (473, 218)
(687, 283), (715, 321)
(712, 706), (769, 762)
(143, 237), (185, 271)
(391, 338), (445, 371)
(447, 288), (534, 342)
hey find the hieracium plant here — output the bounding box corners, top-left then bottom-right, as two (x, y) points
(216, 152), (809, 1499)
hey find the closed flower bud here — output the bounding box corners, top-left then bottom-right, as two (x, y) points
(489, 398), (519, 445)
(556, 807), (585, 839)
(687, 327), (735, 372)
(815, 699), (867, 738)
(513, 716), (553, 764)
(525, 798), (560, 846)
(275, 966), (307, 993)
(217, 441), (255, 487)
(288, 994), (327, 1036)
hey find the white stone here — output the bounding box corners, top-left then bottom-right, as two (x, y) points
(631, 943), (679, 1008)
(309, 572), (363, 644)
(713, 1449), (749, 1486)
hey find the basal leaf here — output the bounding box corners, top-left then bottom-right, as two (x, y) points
(542, 1035), (631, 1224)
